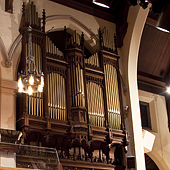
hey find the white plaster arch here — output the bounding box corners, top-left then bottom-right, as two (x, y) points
(46, 15), (98, 42)
(147, 151), (169, 170)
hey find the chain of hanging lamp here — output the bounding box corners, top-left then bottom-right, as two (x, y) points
(18, 0), (44, 95)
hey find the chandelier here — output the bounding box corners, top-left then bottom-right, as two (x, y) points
(17, 0), (44, 95)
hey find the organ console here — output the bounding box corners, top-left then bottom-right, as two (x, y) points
(16, 1), (129, 169)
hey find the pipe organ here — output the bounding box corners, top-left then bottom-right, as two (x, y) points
(16, 2), (129, 170)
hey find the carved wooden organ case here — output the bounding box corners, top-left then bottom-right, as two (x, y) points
(16, 2), (129, 170)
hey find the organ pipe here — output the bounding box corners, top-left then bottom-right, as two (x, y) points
(104, 64), (121, 129)
(24, 2), (40, 27)
(68, 30), (81, 46)
(26, 41), (43, 117)
(46, 37), (63, 57)
(47, 72), (67, 120)
(86, 82), (104, 127)
(102, 27), (114, 50)
(84, 52), (99, 67)
(71, 63), (85, 107)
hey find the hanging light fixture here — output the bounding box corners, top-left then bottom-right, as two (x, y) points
(156, 4), (170, 33)
(92, 0), (110, 8)
(17, 0), (44, 95)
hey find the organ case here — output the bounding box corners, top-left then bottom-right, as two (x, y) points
(16, 2), (129, 170)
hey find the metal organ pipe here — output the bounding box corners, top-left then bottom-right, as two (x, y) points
(47, 72), (67, 120)
(86, 82), (104, 127)
(104, 64), (121, 129)
(45, 36), (67, 120)
(84, 52), (100, 67)
(46, 37), (64, 57)
(102, 27), (114, 50)
(71, 63), (85, 107)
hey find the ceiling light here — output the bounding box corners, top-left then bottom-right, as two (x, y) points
(156, 4), (170, 33)
(92, 0), (110, 8)
(167, 87), (170, 94)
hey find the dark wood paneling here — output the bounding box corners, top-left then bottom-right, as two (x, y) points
(138, 24), (170, 78)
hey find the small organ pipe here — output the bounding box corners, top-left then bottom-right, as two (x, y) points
(60, 75), (63, 120)
(36, 12), (38, 26)
(76, 66), (79, 106)
(110, 65), (115, 112)
(47, 74), (50, 115)
(81, 69), (85, 106)
(73, 64), (76, 106)
(63, 78), (66, 120)
(54, 73), (57, 119)
(85, 52), (99, 67)
(56, 73), (59, 119)
(71, 65), (75, 106)
(50, 73), (53, 117)
(53, 72), (55, 118)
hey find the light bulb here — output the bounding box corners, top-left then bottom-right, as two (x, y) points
(18, 87), (23, 93)
(29, 74), (34, 85)
(41, 75), (44, 87)
(167, 87), (170, 94)
(18, 77), (23, 88)
(38, 85), (43, 92)
(28, 86), (33, 95)
(92, 0), (110, 8)
(157, 27), (170, 33)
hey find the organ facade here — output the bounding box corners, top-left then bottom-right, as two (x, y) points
(16, 1), (129, 169)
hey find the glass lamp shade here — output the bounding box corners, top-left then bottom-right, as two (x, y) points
(92, 0), (110, 8)
(156, 4), (170, 33)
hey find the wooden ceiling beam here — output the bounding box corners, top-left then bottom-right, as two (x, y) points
(146, 17), (157, 27)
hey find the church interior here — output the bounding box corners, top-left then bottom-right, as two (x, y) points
(0, 0), (170, 169)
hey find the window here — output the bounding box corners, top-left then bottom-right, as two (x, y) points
(5, 0), (13, 14)
(140, 101), (151, 129)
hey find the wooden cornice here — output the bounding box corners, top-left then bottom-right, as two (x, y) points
(137, 71), (166, 95)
